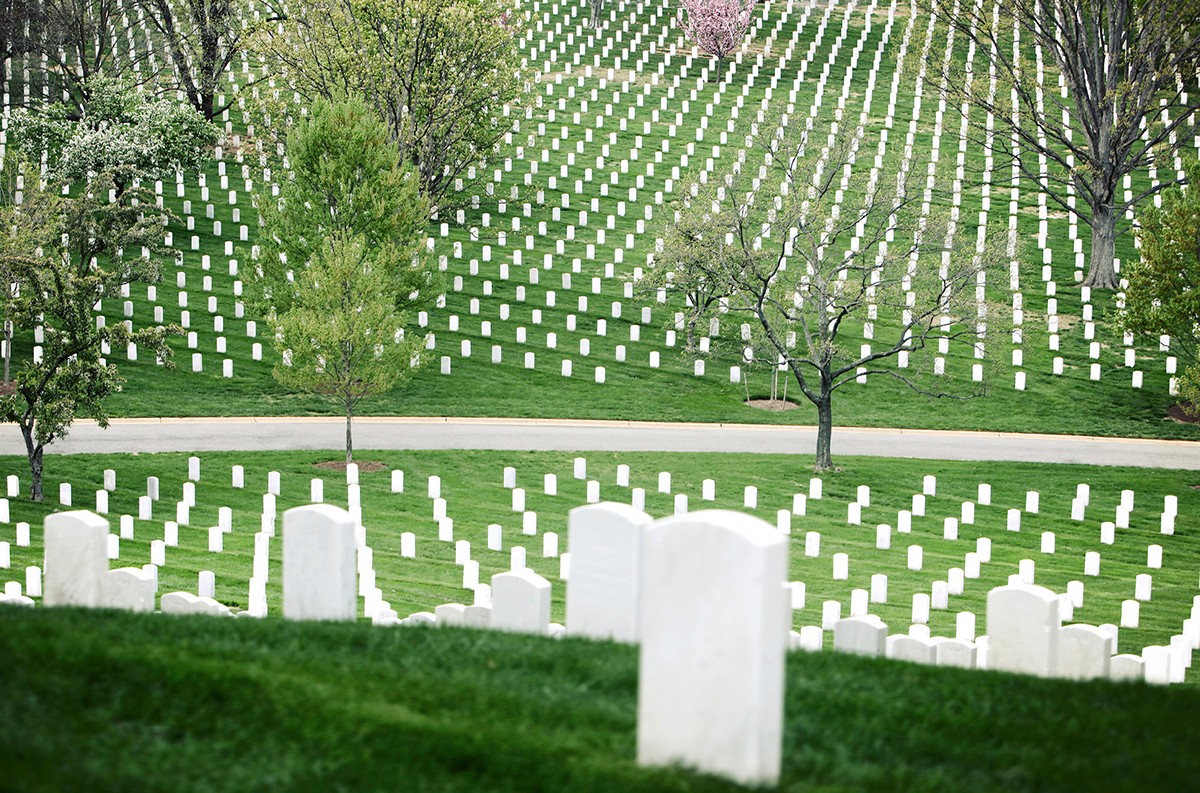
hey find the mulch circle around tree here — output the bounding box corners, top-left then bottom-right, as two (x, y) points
(745, 399), (800, 411)
(312, 460), (387, 472)
(1166, 403), (1199, 424)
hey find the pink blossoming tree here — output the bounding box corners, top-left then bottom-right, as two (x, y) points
(677, 0), (756, 67)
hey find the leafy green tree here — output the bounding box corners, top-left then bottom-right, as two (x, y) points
(0, 82), (208, 500)
(251, 99), (439, 461)
(1124, 159), (1200, 412)
(255, 0), (524, 202)
(273, 233), (428, 461)
(0, 167), (179, 500)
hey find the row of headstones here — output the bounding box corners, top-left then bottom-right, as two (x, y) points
(828, 598), (1192, 686)
(447, 0), (822, 259)
(425, 23), (772, 369)
(4, 0), (1195, 410)
(268, 0), (933, 391)
(391, 499), (1192, 687)
(537, 0), (1177, 399)
(656, 3), (989, 383)
(355, 457), (1182, 613)
(7, 454), (1178, 644)
(4, 457), (1177, 578)
(10, 497), (1193, 786)
(338, 500), (1200, 785)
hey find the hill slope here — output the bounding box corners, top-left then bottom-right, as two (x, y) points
(1, 608), (1196, 792)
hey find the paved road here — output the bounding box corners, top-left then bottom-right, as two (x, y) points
(2, 416), (1196, 469)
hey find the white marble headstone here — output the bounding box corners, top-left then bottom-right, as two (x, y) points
(282, 504), (357, 621)
(1058, 624), (1112, 680)
(490, 568), (552, 634)
(637, 510), (788, 786)
(43, 510), (109, 607)
(986, 583), (1061, 678)
(101, 567), (157, 612)
(565, 502), (652, 643)
(833, 615), (887, 657)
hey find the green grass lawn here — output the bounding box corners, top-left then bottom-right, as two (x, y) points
(2, 449), (1195, 672)
(1, 606), (1196, 792)
(4, 0), (1196, 442)
(3, 4), (1198, 789)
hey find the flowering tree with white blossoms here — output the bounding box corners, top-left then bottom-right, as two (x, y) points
(676, 0), (756, 67)
(10, 76), (215, 194)
(0, 79), (209, 499)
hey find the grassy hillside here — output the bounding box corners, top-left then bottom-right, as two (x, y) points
(0, 607), (1196, 792)
(3, 0), (1197, 440)
(2, 449), (1196, 669)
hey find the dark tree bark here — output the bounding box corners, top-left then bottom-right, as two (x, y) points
(141, 0), (273, 120)
(37, 0), (158, 112)
(19, 423), (43, 502)
(926, 0), (1200, 289)
(0, 0), (45, 86)
(656, 119), (988, 472)
(345, 394), (354, 464)
(814, 390), (833, 472)
(1085, 201), (1117, 289)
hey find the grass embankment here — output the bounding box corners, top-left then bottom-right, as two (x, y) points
(2, 450), (1196, 665)
(0, 606), (1196, 792)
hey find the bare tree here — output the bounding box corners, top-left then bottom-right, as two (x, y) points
(588, 0), (604, 28)
(39, 0), (160, 111)
(652, 125), (992, 470)
(0, 0), (45, 86)
(139, 0), (278, 120)
(926, 0), (1200, 289)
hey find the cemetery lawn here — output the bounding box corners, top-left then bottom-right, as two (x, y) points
(103, 338), (1200, 441)
(1, 606), (1196, 793)
(3, 449), (1198, 663)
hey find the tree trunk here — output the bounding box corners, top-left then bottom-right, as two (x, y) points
(201, 86), (216, 121)
(3, 321), (11, 384)
(20, 423), (43, 501)
(1083, 201), (1119, 289)
(814, 393), (834, 472)
(345, 397), (354, 464)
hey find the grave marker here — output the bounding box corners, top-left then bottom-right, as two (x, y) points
(833, 615), (887, 657)
(282, 504), (357, 621)
(986, 584), (1061, 678)
(43, 511), (109, 607)
(566, 502), (652, 643)
(637, 510), (788, 786)
(491, 568), (552, 634)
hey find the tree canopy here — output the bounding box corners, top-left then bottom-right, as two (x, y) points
(0, 166), (180, 500)
(251, 99), (439, 461)
(1124, 159), (1200, 411)
(9, 76), (216, 188)
(255, 0), (525, 203)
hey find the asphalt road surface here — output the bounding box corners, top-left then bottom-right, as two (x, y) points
(2, 417), (1196, 469)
